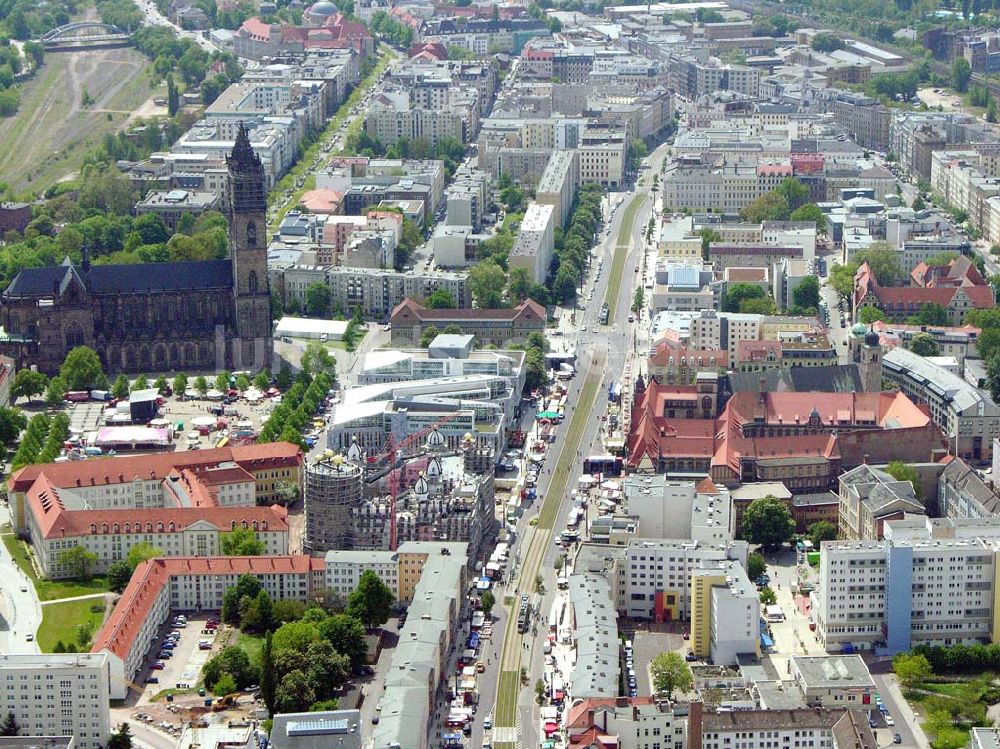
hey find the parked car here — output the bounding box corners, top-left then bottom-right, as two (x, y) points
(146, 677), (160, 684)
(893, 735), (902, 745)
(151, 662), (165, 670)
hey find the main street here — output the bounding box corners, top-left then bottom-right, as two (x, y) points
(0, 505), (42, 655)
(489, 145), (663, 749)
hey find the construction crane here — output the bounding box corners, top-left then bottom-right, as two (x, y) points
(362, 411), (468, 550)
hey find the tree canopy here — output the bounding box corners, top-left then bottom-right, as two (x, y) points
(741, 496), (795, 548)
(650, 652), (693, 699)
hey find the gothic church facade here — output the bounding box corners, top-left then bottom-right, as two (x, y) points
(0, 125), (273, 375)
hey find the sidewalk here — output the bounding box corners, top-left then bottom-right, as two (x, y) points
(882, 674), (931, 749)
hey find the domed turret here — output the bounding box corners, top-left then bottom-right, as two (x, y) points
(851, 322), (867, 337)
(426, 427), (446, 450)
(865, 325), (880, 347)
(346, 439), (363, 464)
(413, 472), (429, 500)
(427, 455), (442, 478)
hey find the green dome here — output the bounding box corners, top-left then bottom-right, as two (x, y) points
(851, 322), (867, 336)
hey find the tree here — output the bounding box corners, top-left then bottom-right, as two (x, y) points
(952, 57), (972, 93)
(260, 631), (276, 716)
(166, 73), (179, 117)
(347, 570), (394, 629)
(320, 614), (368, 668)
(240, 589), (274, 633)
(747, 553), (766, 581)
(426, 289), (457, 309)
(213, 673), (238, 697)
(59, 346), (105, 391)
(276, 670), (315, 714)
(741, 191), (790, 222)
(0, 713), (19, 736)
(215, 372), (231, 392)
(221, 527), (265, 556)
(723, 283), (768, 313)
(108, 560), (133, 593)
(254, 372), (270, 391)
(194, 375), (209, 396)
(132, 374), (149, 392)
(0, 407), (26, 447)
(222, 574), (264, 624)
(759, 587), (777, 606)
(792, 276), (820, 311)
(632, 288), (644, 314)
(885, 460), (921, 496)
(829, 263), (857, 299)
(855, 243), (904, 286)
(57, 545), (98, 580)
(418, 326), (440, 348)
(893, 652), (933, 688)
(912, 195), (927, 211)
(300, 342), (336, 379)
(126, 542), (163, 570)
(480, 590), (495, 617)
(305, 283), (332, 317)
(909, 332), (941, 357)
(808, 520), (838, 546)
(173, 373), (189, 397)
(776, 178), (810, 212)
(304, 640), (349, 696)
(107, 723), (132, 749)
(650, 652), (693, 699)
(908, 303), (950, 326)
(111, 374), (130, 400)
(12, 369), (48, 403)
(469, 261), (507, 309)
(235, 374), (250, 392)
(203, 646), (258, 690)
(859, 306), (887, 324)
(741, 496), (795, 548)
(988, 98), (998, 125)
(811, 32), (845, 52)
(789, 203), (828, 234)
(44, 377), (66, 409)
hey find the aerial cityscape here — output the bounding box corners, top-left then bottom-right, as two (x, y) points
(7, 0), (1000, 748)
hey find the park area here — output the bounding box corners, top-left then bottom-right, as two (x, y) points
(2, 533), (110, 601)
(896, 650), (1000, 749)
(36, 598), (108, 652)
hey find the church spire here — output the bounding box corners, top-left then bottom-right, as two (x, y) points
(227, 122), (262, 172)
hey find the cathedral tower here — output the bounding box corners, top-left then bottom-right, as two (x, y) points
(226, 123), (273, 369)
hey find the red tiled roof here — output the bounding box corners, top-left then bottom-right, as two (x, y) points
(92, 555), (324, 663)
(725, 267), (769, 282)
(237, 17), (273, 40)
(391, 298), (546, 322)
(33, 500), (288, 541)
(695, 477), (719, 493)
(10, 442), (301, 493)
(723, 391), (930, 430)
(736, 339), (781, 363)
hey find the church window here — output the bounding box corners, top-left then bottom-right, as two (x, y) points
(247, 222), (257, 248)
(64, 321), (84, 350)
(249, 271), (258, 294)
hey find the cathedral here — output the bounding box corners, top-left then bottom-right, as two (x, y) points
(0, 124), (273, 375)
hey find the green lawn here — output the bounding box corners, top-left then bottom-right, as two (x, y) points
(37, 598), (107, 652)
(235, 632), (264, 666)
(904, 676), (997, 749)
(2, 534), (110, 601)
(604, 194), (644, 324)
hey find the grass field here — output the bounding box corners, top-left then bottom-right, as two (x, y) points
(0, 46), (157, 196)
(37, 598), (107, 652)
(235, 632), (264, 666)
(904, 675), (998, 749)
(2, 534), (110, 601)
(603, 194), (644, 324)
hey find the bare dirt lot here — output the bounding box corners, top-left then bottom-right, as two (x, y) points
(0, 44), (160, 194)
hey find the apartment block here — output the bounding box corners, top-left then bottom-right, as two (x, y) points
(509, 202), (555, 284)
(536, 150), (580, 228)
(0, 654), (111, 749)
(815, 517), (1000, 653)
(690, 560), (759, 665)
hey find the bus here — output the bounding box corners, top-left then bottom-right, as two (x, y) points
(583, 455), (624, 477)
(599, 304), (610, 324)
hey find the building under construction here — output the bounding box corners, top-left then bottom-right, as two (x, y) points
(303, 430), (497, 564)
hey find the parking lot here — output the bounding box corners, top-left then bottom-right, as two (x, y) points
(136, 614), (220, 705)
(631, 629), (685, 698)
